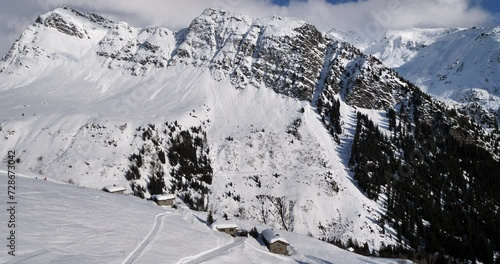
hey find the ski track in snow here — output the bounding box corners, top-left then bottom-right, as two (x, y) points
(176, 237), (246, 264)
(122, 210), (179, 264)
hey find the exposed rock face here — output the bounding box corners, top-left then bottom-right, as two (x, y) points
(33, 6), (113, 39)
(170, 9), (327, 101)
(317, 40), (408, 110)
(97, 25), (177, 72)
(36, 12), (88, 38)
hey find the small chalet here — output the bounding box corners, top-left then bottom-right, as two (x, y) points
(211, 218), (238, 237)
(151, 194), (176, 206)
(262, 229), (289, 255)
(102, 185), (126, 194)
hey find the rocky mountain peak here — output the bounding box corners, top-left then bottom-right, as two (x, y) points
(0, 6), (418, 106)
(198, 7), (244, 20)
(35, 6), (113, 33)
(0, 6), (496, 115)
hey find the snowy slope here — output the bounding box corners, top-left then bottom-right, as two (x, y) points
(362, 28), (462, 68)
(398, 27), (500, 126)
(0, 172), (410, 264)
(0, 62), (398, 250)
(397, 27), (500, 111)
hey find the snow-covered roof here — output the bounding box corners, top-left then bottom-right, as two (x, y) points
(102, 185), (126, 193)
(210, 218), (238, 230)
(262, 229), (289, 245)
(151, 194), (176, 201)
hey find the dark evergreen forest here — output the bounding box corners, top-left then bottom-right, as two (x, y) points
(349, 95), (500, 263)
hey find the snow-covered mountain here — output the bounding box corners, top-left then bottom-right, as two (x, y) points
(331, 27), (500, 127)
(1, 6), (499, 262)
(397, 27), (500, 126)
(0, 6), (401, 251)
(359, 28), (462, 68)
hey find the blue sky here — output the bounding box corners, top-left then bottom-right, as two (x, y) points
(481, 0), (500, 13)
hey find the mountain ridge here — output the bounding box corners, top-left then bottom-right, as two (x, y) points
(1, 6), (499, 262)
(330, 26), (500, 128)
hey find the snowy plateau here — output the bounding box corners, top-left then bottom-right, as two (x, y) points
(0, 6), (498, 264)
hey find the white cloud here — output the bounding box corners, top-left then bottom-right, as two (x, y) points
(0, 0), (496, 56)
